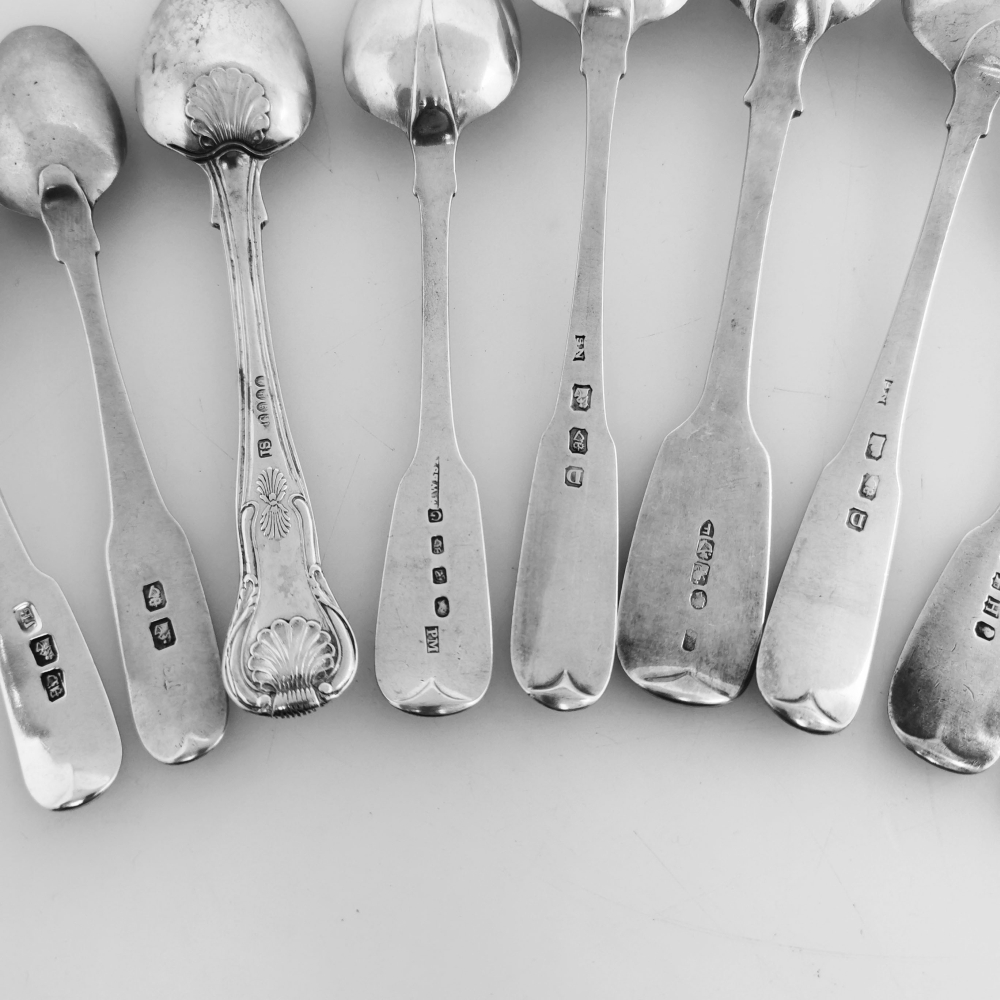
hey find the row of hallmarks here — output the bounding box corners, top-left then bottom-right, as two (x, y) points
(846, 380), (893, 534)
(12, 601), (64, 702)
(682, 521), (716, 652)
(425, 459), (450, 654)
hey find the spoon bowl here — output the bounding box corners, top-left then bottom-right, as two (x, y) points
(903, 0), (1000, 71)
(137, 0), (314, 157)
(0, 25), (124, 217)
(343, 0), (519, 137)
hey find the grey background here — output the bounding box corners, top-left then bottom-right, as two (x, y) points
(0, 0), (997, 996)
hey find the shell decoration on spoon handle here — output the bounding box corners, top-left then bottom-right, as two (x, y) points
(182, 66), (357, 717)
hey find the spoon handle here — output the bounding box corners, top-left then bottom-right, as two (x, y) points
(617, 31), (808, 703)
(0, 489), (121, 809)
(888, 502), (1000, 773)
(757, 48), (1000, 734)
(510, 4), (629, 711)
(205, 150), (357, 717)
(375, 141), (492, 715)
(38, 165), (227, 762)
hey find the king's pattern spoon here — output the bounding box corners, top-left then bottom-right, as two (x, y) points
(759, 0), (1000, 733)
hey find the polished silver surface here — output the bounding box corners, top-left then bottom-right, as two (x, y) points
(138, 0), (357, 717)
(345, 0), (518, 715)
(511, 0), (686, 712)
(617, 0), (877, 707)
(0, 25), (225, 764)
(758, 0), (1000, 733)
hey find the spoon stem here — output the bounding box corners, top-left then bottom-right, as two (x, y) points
(39, 164), (227, 763)
(510, 5), (628, 710)
(699, 97), (795, 415)
(414, 141), (458, 445)
(207, 150), (357, 716)
(756, 60), (1000, 734)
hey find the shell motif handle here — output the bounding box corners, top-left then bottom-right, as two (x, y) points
(184, 67), (357, 716)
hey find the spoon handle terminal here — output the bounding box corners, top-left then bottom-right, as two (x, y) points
(757, 36), (1000, 734)
(204, 150), (357, 717)
(617, 6), (817, 704)
(510, 2), (628, 711)
(38, 165), (227, 763)
(374, 101), (492, 713)
(0, 488), (121, 809)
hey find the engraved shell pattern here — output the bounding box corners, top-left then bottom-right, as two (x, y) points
(257, 467), (291, 540)
(185, 67), (270, 152)
(247, 616), (339, 715)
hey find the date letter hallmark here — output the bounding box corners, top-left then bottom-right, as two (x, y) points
(253, 375), (271, 429)
(878, 379), (894, 405)
(565, 466), (584, 488)
(847, 508), (868, 532)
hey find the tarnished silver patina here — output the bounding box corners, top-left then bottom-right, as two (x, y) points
(884, 0), (1000, 771)
(759, 0), (1000, 733)
(618, 0), (879, 707)
(0, 25), (225, 765)
(511, 0), (687, 712)
(138, 0), (357, 717)
(345, 0), (519, 715)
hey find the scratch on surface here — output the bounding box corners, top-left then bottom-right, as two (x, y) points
(326, 453), (362, 550)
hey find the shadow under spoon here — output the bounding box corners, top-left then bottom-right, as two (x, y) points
(758, 0), (1000, 734)
(344, 0), (519, 716)
(0, 25), (225, 765)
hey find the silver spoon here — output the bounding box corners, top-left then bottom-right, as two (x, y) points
(758, 0), (1000, 734)
(0, 24), (225, 764)
(885, 3), (1000, 771)
(0, 26), (123, 808)
(511, 0), (688, 712)
(344, 0), (519, 716)
(137, 0), (358, 717)
(616, 0), (879, 708)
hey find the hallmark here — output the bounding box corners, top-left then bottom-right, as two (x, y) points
(859, 474), (879, 501)
(977, 621), (996, 641)
(985, 596), (1000, 619)
(434, 597), (450, 618)
(12, 602), (38, 633)
(696, 537), (715, 561)
(682, 630), (697, 651)
(571, 384), (593, 411)
(691, 562), (710, 586)
(425, 626), (440, 653)
(431, 535), (444, 555)
(878, 379), (893, 405)
(431, 458), (441, 510)
(29, 634), (57, 667)
(432, 567), (447, 585)
(40, 668), (65, 702)
(847, 508), (868, 532)
(258, 438), (272, 459)
(573, 335), (585, 361)
(143, 581), (166, 612)
(150, 618), (176, 650)
(866, 433), (887, 461)
(690, 590), (707, 610)
(569, 427), (588, 455)
(565, 466), (584, 488)
(428, 509), (444, 523)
